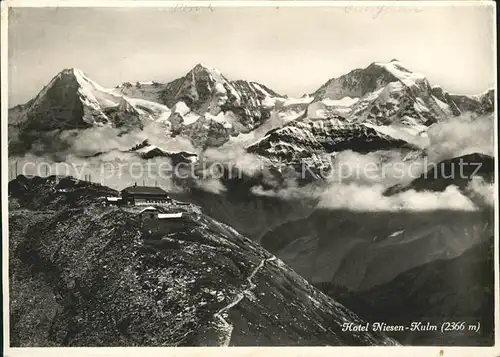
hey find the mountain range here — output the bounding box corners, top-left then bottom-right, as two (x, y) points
(8, 59), (494, 159)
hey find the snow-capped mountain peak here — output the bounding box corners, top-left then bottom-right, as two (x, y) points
(8, 68), (149, 155)
(26, 67), (124, 125)
(190, 63), (224, 76)
(371, 60), (426, 87)
(247, 59), (493, 168)
(157, 64), (291, 148)
(69, 68), (105, 89)
(306, 59), (494, 128)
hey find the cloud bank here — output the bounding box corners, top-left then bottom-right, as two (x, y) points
(10, 111), (494, 211)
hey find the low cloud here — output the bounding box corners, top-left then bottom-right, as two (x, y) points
(317, 183), (477, 211)
(160, 136), (198, 154)
(60, 120), (180, 158)
(325, 150), (426, 186)
(465, 176), (495, 207)
(194, 178), (227, 194)
(426, 113), (494, 162)
(251, 147), (485, 212)
(202, 146), (264, 178)
(10, 109), (494, 213)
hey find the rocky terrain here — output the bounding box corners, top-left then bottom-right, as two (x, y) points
(8, 175), (397, 347)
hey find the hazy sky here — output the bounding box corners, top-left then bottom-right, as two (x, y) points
(8, 4), (495, 106)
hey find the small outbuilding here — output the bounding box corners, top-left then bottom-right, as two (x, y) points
(105, 197), (123, 205)
(141, 211), (190, 236)
(157, 212), (183, 219)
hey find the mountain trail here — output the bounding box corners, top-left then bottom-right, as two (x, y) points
(213, 256), (276, 346)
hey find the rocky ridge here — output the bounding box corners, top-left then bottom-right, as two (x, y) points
(9, 175), (397, 347)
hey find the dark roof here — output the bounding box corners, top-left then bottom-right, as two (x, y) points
(121, 186), (169, 196)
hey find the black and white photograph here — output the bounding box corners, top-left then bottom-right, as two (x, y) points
(2, 1), (498, 353)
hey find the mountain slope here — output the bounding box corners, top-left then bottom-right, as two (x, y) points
(260, 208), (493, 291)
(161, 64), (281, 114)
(8, 61), (494, 157)
(9, 175), (397, 347)
(316, 237), (494, 345)
(312, 60), (405, 101)
(309, 60), (443, 124)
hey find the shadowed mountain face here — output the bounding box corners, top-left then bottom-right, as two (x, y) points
(9, 176), (396, 347)
(257, 206), (494, 347)
(171, 185), (317, 241)
(260, 209), (494, 290)
(385, 153), (494, 195)
(315, 237), (494, 346)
